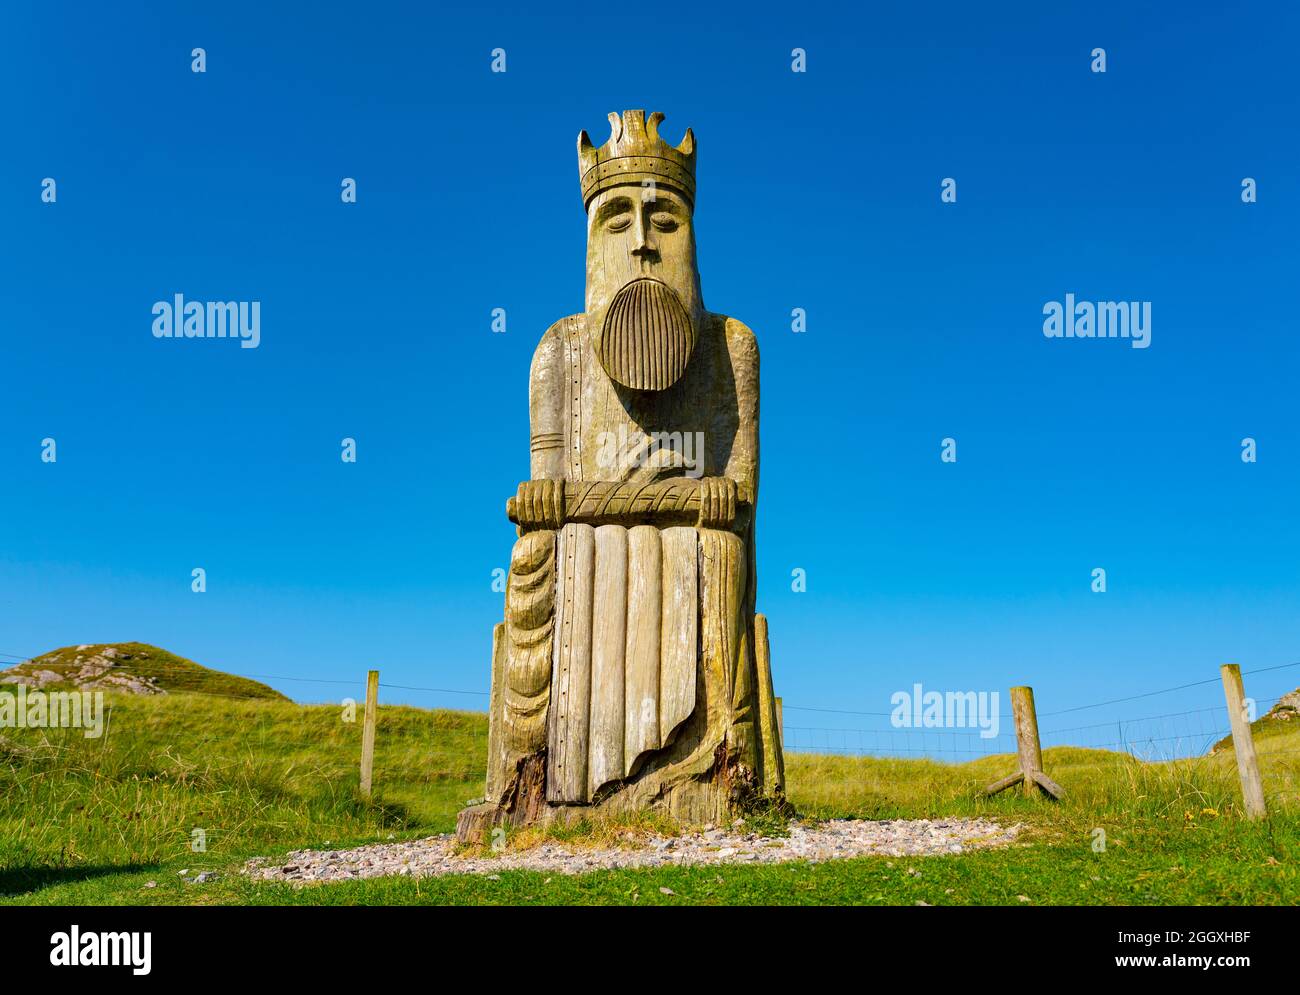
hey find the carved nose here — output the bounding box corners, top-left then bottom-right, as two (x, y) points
(632, 213), (657, 260)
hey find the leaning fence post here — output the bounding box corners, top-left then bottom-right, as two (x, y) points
(360, 669), (379, 799)
(986, 685), (1063, 799)
(1220, 664), (1266, 819)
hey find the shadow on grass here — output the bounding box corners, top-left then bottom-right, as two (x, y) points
(361, 795), (422, 830)
(0, 863), (151, 895)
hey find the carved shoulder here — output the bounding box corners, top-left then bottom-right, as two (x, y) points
(718, 314), (759, 381)
(722, 314), (758, 353)
(713, 314), (759, 493)
(529, 315), (577, 389)
(719, 314), (759, 404)
(528, 315), (581, 479)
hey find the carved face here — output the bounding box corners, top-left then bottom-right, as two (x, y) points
(585, 185), (704, 391)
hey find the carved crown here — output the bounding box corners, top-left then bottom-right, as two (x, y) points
(578, 110), (696, 211)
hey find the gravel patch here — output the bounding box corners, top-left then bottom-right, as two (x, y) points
(244, 818), (1021, 884)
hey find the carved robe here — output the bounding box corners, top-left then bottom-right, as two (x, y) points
(486, 311), (783, 820)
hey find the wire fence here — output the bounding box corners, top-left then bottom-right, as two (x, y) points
(4, 640), (1296, 888)
(2, 649), (1298, 772)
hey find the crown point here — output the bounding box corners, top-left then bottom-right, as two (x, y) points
(579, 110), (698, 210)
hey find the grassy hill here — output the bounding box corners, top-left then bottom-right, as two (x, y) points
(1, 688), (1296, 905)
(0, 643), (288, 700)
(1210, 687), (1300, 754)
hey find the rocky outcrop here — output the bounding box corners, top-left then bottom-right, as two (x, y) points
(1264, 688), (1300, 722)
(0, 642), (287, 699)
(1, 646), (164, 695)
(1210, 687), (1300, 754)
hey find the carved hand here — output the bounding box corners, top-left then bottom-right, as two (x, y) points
(511, 479), (565, 530)
(695, 476), (738, 529)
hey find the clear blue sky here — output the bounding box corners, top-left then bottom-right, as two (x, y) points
(3, 1), (1298, 752)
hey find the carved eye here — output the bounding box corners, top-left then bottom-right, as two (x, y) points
(607, 214), (632, 232)
(650, 212), (679, 232)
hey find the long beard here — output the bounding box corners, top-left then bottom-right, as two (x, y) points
(596, 278), (698, 392)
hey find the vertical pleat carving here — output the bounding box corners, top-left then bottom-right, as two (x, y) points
(659, 526), (698, 744)
(698, 528), (750, 767)
(587, 525), (628, 797)
(545, 522), (708, 797)
(547, 523), (595, 802)
(624, 525), (662, 774)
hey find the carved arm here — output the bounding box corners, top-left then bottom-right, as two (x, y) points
(508, 477), (751, 532)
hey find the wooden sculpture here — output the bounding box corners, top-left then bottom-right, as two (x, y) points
(458, 111), (783, 842)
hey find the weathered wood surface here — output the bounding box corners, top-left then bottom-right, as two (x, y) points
(659, 526), (698, 744)
(455, 803), (497, 845)
(699, 528), (752, 770)
(1221, 663), (1267, 819)
(501, 530), (555, 760)
(1031, 770), (1064, 799)
(587, 524), (627, 796)
(508, 478), (753, 531)
(753, 614), (784, 794)
(547, 524), (594, 802)
(984, 771), (1024, 795)
(1011, 685), (1042, 796)
(624, 525), (662, 774)
(458, 752), (549, 845)
(359, 669), (378, 798)
(464, 112), (785, 833)
(542, 521), (711, 799)
(985, 685), (1062, 799)
(485, 623), (506, 802)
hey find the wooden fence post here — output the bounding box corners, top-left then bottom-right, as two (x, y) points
(1012, 686), (1043, 797)
(986, 685), (1063, 799)
(360, 669), (379, 799)
(775, 696), (784, 752)
(1220, 664), (1266, 819)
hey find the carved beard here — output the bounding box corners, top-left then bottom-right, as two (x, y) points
(596, 278), (698, 392)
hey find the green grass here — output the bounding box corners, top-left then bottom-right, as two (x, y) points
(1, 689), (1297, 905)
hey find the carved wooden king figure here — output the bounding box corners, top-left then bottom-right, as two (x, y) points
(458, 111), (783, 841)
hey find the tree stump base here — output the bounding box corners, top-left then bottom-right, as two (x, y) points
(454, 803), (500, 846)
(455, 744), (777, 844)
